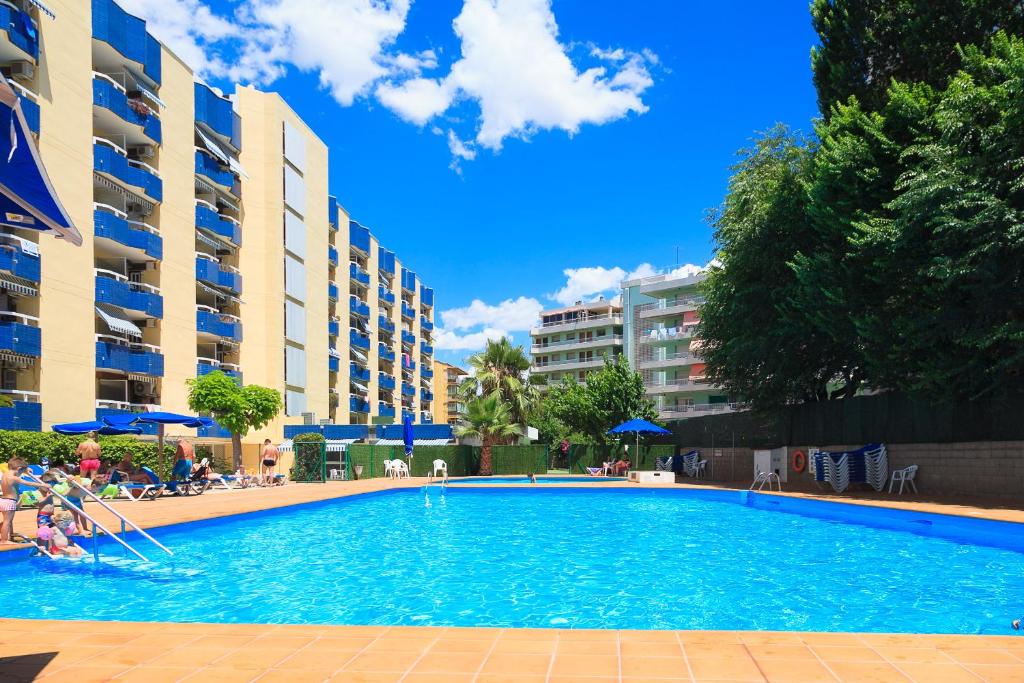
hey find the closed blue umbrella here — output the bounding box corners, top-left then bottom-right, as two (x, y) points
(403, 414), (414, 474)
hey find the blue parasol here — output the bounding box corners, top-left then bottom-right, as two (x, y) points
(403, 413), (414, 473)
(608, 418), (671, 455)
(52, 420), (142, 436)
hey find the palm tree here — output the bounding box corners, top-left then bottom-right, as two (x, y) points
(461, 337), (537, 427)
(456, 392), (523, 476)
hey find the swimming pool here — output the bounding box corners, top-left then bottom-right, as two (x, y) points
(449, 475), (626, 484)
(3, 487), (1023, 633)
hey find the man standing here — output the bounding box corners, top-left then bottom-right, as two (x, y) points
(173, 438), (195, 480)
(260, 439), (279, 486)
(76, 432), (101, 479)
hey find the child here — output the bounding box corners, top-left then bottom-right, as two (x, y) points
(36, 502), (54, 529)
(0, 458), (50, 544)
(52, 511), (82, 558)
(62, 476), (90, 537)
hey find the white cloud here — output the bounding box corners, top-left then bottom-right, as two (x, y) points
(547, 266), (626, 306)
(441, 296), (543, 331)
(434, 327), (510, 351)
(625, 262), (658, 280)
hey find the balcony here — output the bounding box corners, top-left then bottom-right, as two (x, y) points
(348, 362), (370, 383)
(421, 367), (433, 380)
(329, 196), (339, 230)
(647, 377), (715, 395)
(95, 405), (157, 436)
(659, 403), (741, 420)
(197, 360), (241, 382)
(421, 389), (433, 402)
(0, 399), (40, 431)
(401, 302), (415, 320)
(92, 75), (161, 145)
(420, 316), (433, 332)
(401, 268), (416, 293)
(92, 0), (162, 85)
(96, 340), (164, 376)
(378, 316), (395, 334)
(350, 329), (370, 350)
(531, 313), (623, 335)
(530, 335), (624, 354)
(420, 412), (433, 424)
(402, 357), (416, 372)
(195, 256), (242, 295)
(401, 330), (415, 346)
(349, 397), (370, 414)
(195, 203), (241, 247)
(420, 286), (434, 308)
(0, 237), (40, 283)
(350, 221), (370, 255)
(378, 373), (396, 390)
(95, 271), (162, 318)
(328, 282), (339, 301)
(640, 326), (699, 344)
(94, 207), (162, 260)
(378, 404), (396, 419)
(532, 356), (609, 373)
(328, 355), (339, 373)
(328, 245), (339, 267)
(349, 296), (369, 319)
(638, 295), (705, 320)
(196, 309), (242, 342)
(401, 382), (415, 397)
(0, 4), (38, 61)
(194, 150), (233, 190)
(378, 344), (395, 362)
(378, 247), (395, 276)
(349, 262), (370, 287)
(94, 141), (162, 203)
(402, 411), (415, 423)
(378, 287), (395, 306)
(639, 351), (701, 371)
(328, 319), (340, 337)
(0, 320), (40, 357)
(421, 342), (433, 356)
(194, 82), (238, 147)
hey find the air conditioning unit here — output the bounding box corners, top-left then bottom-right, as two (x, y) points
(9, 61), (34, 83)
(129, 144), (155, 160)
(301, 412), (317, 425)
(133, 382), (156, 397)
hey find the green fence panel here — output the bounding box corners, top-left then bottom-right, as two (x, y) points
(490, 445), (549, 475)
(291, 442), (326, 482)
(566, 444), (674, 472)
(406, 445), (478, 477)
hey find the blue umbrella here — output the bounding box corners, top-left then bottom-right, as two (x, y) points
(52, 420), (143, 436)
(403, 414), (414, 473)
(608, 418), (671, 456)
(0, 72), (81, 245)
(104, 412), (216, 471)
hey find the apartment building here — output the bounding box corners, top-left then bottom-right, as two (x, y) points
(431, 360), (467, 425)
(0, 0), (435, 455)
(621, 269), (737, 420)
(529, 298), (623, 389)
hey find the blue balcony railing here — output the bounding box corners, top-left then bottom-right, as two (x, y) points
(0, 244), (40, 283)
(194, 82), (237, 147)
(197, 362), (241, 382)
(420, 316), (434, 332)
(349, 262), (370, 287)
(378, 316), (395, 334)
(328, 356), (339, 373)
(401, 302), (415, 320)
(349, 297), (370, 319)
(195, 204), (241, 246)
(328, 282), (339, 301)
(96, 341), (164, 376)
(350, 363), (370, 382)
(401, 267), (416, 292)
(92, 78), (161, 144)
(420, 286), (434, 308)
(378, 287), (395, 305)
(196, 310), (242, 342)
(0, 322), (39, 357)
(0, 5), (38, 60)
(349, 397), (370, 414)
(421, 367), (434, 380)
(378, 344), (395, 362)
(402, 411), (415, 423)
(401, 383), (415, 397)
(95, 275), (162, 318)
(328, 196), (339, 229)
(94, 210), (162, 260)
(378, 374), (396, 390)
(198, 421), (232, 439)
(421, 342), (434, 356)
(401, 330), (415, 346)
(194, 150), (233, 188)
(94, 143), (162, 202)
(328, 320), (340, 337)
(91, 0), (162, 84)
(402, 357), (417, 371)
(96, 407), (157, 436)
(378, 404), (396, 419)
(195, 258), (242, 295)
(421, 389), (434, 402)
(21, 96), (38, 135)
(378, 247), (395, 276)
(350, 221), (370, 254)
(328, 245), (339, 267)
(0, 400), (40, 431)
(350, 330), (370, 350)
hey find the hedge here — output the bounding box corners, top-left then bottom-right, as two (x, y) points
(490, 444), (548, 475)
(567, 444), (675, 473)
(346, 444), (477, 478)
(0, 430), (176, 478)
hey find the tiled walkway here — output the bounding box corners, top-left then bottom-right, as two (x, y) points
(3, 478), (1023, 682)
(2, 619), (1023, 682)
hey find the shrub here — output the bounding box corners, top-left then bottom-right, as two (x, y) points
(290, 432), (326, 482)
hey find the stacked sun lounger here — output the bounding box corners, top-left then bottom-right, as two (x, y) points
(813, 443), (887, 493)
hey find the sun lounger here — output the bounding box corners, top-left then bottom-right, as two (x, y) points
(584, 467), (604, 476)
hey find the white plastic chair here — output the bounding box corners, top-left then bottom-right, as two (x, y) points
(889, 465), (918, 495)
(382, 460), (395, 478)
(328, 468), (342, 481)
(431, 459), (448, 482)
(393, 460), (410, 479)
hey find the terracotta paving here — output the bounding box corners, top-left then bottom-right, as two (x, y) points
(2, 477), (1023, 681)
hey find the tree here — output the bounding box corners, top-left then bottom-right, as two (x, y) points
(455, 392), (522, 476)
(542, 356), (657, 444)
(810, 0), (1024, 116)
(460, 337), (537, 427)
(186, 371), (283, 469)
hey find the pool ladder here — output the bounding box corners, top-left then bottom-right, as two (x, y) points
(421, 481), (447, 508)
(750, 471), (781, 492)
(24, 471), (173, 563)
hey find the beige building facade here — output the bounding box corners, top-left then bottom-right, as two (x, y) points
(431, 360), (467, 426)
(529, 298), (624, 389)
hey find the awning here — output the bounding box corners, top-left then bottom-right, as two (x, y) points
(374, 438), (453, 447)
(0, 274), (37, 296)
(95, 305), (141, 338)
(0, 351), (33, 366)
(194, 230), (222, 251)
(195, 125), (248, 179)
(27, 1), (56, 20)
(93, 172), (155, 213)
(0, 72), (80, 245)
(350, 347), (367, 363)
(124, 65), (165, 108)
(278, 438), (358, 452)
(328, 347), (340, 359)
(350, 378), (369, 393)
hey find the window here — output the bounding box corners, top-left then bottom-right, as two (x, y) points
(285, 389), (307, 416)
(283, 121), (306, 171)
(284, 209), (306, 259)
(285, 300), (306, 344)
(285, 254), (306, 302)
(285, 345), (307, 387)
(284, 165), (306, 216)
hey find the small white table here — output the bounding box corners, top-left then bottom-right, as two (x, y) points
(629, 470), (675, 483)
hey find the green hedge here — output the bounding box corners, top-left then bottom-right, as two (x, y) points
(490, 444), (548, 475)
(346, 444), (478, 478)
(0, 430), (176, 478)
(568, 444), (675, 473)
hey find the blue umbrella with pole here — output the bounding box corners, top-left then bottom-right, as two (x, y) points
(403, 413), (415, 476)
(52, 420), (143, 436)
(608, 418), (671, 465)
(102, 412), (215, 474)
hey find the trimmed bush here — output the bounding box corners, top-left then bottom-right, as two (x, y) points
(491, 445), (548, 475)
(290, 432), (326, 482)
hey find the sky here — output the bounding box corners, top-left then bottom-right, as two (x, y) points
(122, 0), (821, 367)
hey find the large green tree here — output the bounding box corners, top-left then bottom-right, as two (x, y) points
(186, 371), (283, 469)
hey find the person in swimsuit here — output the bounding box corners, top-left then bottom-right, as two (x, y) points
(260, 439), (279, 486)
(76, 432), (101, 480)
(173, 438), (195, 481)
(0, 458), (50, 544)
(62, 476), (90, 537)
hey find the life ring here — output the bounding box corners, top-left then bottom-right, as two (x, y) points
(791, 450), (807, 473)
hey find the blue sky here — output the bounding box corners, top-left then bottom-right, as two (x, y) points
(125, 0), (820, 367)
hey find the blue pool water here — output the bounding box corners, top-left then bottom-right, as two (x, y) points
(450, 476), (626, 484)
(3, 487), (1024, 633)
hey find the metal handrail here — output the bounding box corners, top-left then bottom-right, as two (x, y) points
(0, 311), (40, 327)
